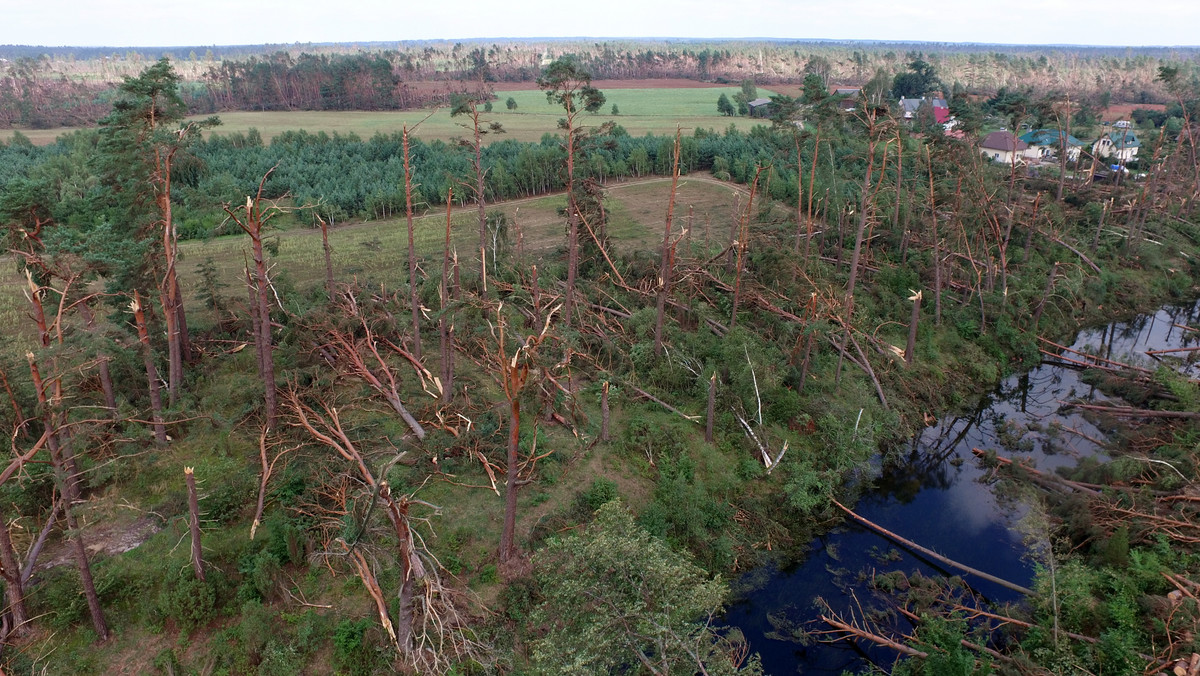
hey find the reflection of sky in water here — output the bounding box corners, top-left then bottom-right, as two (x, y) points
(726, 299), (1200, 675)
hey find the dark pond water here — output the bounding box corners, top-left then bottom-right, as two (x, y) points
(727, 299), (1200, 675)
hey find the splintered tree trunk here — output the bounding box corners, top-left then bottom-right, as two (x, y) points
(905, 291), (922, 366)
(705, 373), (717, 443)
(184, 467), (204, 581)
(500, 396), (520, 563)
(404, 126), (422, 361)
(730, 169), (764, 330)
(440, 194), (454, 404)
(249, 217), (278, 430)
(320, 216), (335, 302)
(726, 193), (741, 274)
(157, 150), (183, 407)
(246, 265), (265, 381)
(600, 381), (610, 442)
(0, 518), (29, 636)
(564, 117), (579, 328)
(132, 291), (168, 444)
(926, 148), (942, 326)
(653, 131), (681, 357)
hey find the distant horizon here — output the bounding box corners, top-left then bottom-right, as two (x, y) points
(5, 0), (1199, 52)
(3, 36), (1198, 53)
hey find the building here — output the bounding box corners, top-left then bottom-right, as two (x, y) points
(1093, 128), (1140, 162)
(1018, 129), (1084, 162)
(746, 98), (773, 118)
(980, 131), (1028, 165)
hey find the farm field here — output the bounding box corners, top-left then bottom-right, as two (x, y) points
(1, 86), (774, 146)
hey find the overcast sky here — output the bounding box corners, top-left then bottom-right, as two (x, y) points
(4, 0), (1198, 48)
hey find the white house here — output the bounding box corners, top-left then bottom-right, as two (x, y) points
(980, 131), (1028, 165)
(1092, 128), (1140, 162)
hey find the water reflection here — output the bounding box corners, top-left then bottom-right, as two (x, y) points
(727, 299), (1200, 674)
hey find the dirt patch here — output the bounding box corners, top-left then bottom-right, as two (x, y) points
(1101, 103), (1165, 122)
(39, 515), (161, 570)
(491, 78), (724, 92)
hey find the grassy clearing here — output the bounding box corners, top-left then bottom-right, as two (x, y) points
(2, 87), (773, 147)
(178, 175), (744, 305)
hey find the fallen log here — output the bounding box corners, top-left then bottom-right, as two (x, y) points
(831, 498), (1034, 596)
(1061, 402), (1200, 420)
(627, 384), (700, 423)
(817, 615), (928, 658)
(971, 448), (1101, 496)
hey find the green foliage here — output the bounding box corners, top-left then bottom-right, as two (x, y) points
(157, 567), (222, 633)
(530, 501), (759, 675)
(333, 617), (383, 676)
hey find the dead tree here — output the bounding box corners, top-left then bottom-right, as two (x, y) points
(654, 130), (682, 357)
(497, 303), (558, 564)
(905, 290), (922, 366)
(317, 294), (427, 440)
(130, 291), (167, 444)
(403, 125), (422, 362)
(319, 215), (335, 303)
(285, 390), (481, 669)
(451, 95), (504, 275)
(729, 168), (765, 330)
(440, 192), (455, 404)
(223, 169), (282, 430)
(184, 467), (204, 581)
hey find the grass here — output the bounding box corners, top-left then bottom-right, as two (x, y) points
(178, 174), (746, 306)
(2, 87), (774, 147)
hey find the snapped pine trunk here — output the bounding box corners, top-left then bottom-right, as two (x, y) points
(184, 467), (204, 581)
(404, 126), (422, 362)
(132, 291), (168, 444)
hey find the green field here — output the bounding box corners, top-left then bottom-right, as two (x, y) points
(2, 87), (774, 146)
(175, 174), (745, 304)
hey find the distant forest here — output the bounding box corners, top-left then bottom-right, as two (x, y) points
(2, 38), (1199, 128)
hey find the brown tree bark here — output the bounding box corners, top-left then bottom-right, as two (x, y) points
(600, 381), (610, 442)
(320, 215), (335, 303)
(155, 146), (184, 406)
(224, 173), (280, 430)
(184, 467), (204, 581)
(0, 517), (29, 636)
(500, 394), (521, 563)
(905, 291), (922, 366)
(729, 168), (764, 330)
(705, 373), (716, 443)
(440, 193), (454, 404)
(131, 291), (168, 444)
(403, 126), (422, 361)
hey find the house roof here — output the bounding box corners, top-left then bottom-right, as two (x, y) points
(980, 131), (1028, 152)
(1101, 130), (1140, 148)
(833, 87), (861, 95)
(747, 98), (772, 107)
(1019, 129), (1084, 147)
(934, 107), (951, 125)
(899, 97), (948, 113)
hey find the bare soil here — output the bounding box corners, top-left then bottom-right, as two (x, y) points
(491, 78), (726, 91)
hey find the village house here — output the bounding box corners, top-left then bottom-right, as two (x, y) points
(1092, 126), (1140, 162)
(1019, 129), (1084, 162)
(980, 130), (1028, 165)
